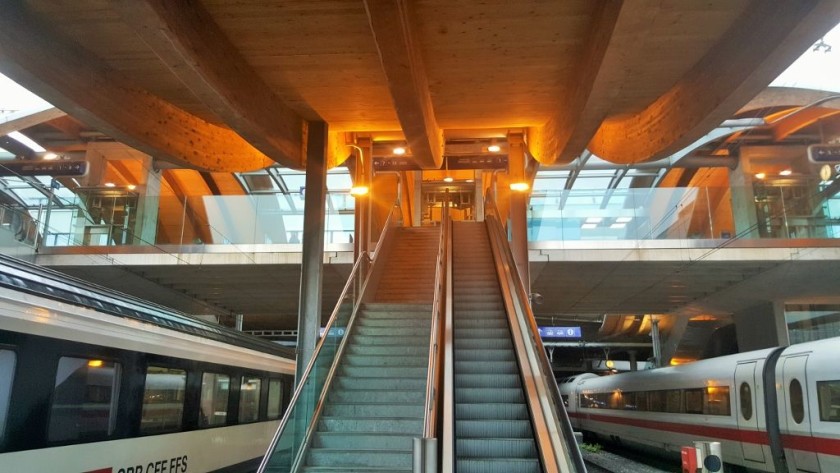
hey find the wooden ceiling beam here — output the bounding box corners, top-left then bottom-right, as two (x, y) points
(0, 107), (67, 137)
(363, 0), (443, 169)
(588, 0), (840, 164)
(528, 0), (627, 165)
(114, 0), (306, 170)
(0, 3), (273, 173)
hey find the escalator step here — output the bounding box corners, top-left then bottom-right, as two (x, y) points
(456, 438), (538, 458)
(455, 458), (541, 473)
(456, 403), (529, 420)
(456, 419), (534, 438)
(454, 373), (521, 388)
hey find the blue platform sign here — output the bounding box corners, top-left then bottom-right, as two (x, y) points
(538, 326), (582, 338)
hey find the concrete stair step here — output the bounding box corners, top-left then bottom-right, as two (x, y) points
(324, 403), (424, 418)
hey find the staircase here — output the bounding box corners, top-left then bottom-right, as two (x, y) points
(452, 221), (542, 473)
(300, 227), (440, 472)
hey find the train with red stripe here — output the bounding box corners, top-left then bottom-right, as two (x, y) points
(558, 338), (840, 472)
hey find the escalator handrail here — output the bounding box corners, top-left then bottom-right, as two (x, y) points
(423, 196), (450, 438)
(484, 194), (588, 473)
(257, 198), (402, 473)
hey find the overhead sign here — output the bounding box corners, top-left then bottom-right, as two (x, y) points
(0, 160), (88, 177)
(808, 144), (840, 163)
(538, 326), (582, 338)
(446, 155), (508, 170)
(373, 157), (421, 171)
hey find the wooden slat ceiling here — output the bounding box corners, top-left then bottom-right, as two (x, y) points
(1, 1), (838, 172)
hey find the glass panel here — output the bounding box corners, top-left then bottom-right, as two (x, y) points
(0, 350), (16, 443)
(705, 386), (730, 416)
(817, 380), (840, 422)
(200, 372), (229, 427)
(790, 379), (805, 424)
(239, 376), (262, 423)
(48, 357), (121, 442)
(262, 244), (369, 471)
(268, 379), (284, 420)
(141, 366), (186, 434)
(666, 389), (683, 413)
(740, 382), (753, 420)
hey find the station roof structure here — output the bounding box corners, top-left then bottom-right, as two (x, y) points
(1, 1), (838, 172)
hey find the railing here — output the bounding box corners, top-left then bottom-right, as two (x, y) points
(417, 192), (450, 471)
(257, 197), (401, 473)
(528, 184), (840, 242)
(485, 192), (587, 473)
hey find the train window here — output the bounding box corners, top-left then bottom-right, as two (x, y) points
(199, 373), (230, 427)
(634, 392), (648, 412)
(789, 379), (805, 424)
(665, 390), (682, 413)
(239, 376), (262, 423)
(817, 381), (840, 422)
(267, 379), (284, 419)
(740, 383), (753, 420)
(685, 389), (704, 414)
(141, 366), (186, 434)
(705, 386), (730, 416)
(648, 390), (665, 412)
(48, 357), (121, 442)
(0, 350), (16, 443)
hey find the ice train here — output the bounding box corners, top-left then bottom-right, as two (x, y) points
(559, 338), (840, 472)
(0, 255), (295, 472)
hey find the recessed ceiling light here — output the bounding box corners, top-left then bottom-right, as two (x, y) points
(127, 184), (137, 190)
(754, 172), (766, 179)
(487, 144), (501, 153)
(104, 182), (116, 188)
(443, 176), (454, 183)
(43, 152), (58, 160)
(779, 169), (792, 176)
(393, 147), (406, 155)
(509, 182), (529, 192)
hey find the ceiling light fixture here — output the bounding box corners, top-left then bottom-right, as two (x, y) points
(350, 185), (369, 196)
(42, 152), (58, 160)
(104, 182), (116, 188)
(487, 144), (501, 153)
(8, 131), (46, 153)
(754, 172), (766, 180)
(393, 146), (406, 155)
(779, 169), (792, 176)
(127, 184), (137, 190)
(509, 182), (529, 192)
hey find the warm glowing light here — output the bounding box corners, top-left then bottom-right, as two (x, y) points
(43, 152), (58, 160)
(393, 147), (406, 155)
(88, 359), (104, 368)
(487, 144), (501, 153)
(605, 360), (615, 369)
(779, 169), (792, 176)
(349, 185), (369, 196)
(466, 179), (474, 183)
(127, 184), (137, 190)
(443, 176), (454, 183)
(669, 357), (695, 366)
(754, 172), (766, 180)
(509, 182), (529, 192)
(104, 182), (116, 188)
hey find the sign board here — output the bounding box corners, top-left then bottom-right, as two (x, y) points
(538, 326), (582, 338)
(808, 144), (840, 163)
(373, 155), (509, 172)
(0, 160), (88, 177)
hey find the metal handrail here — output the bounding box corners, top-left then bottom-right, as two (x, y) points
(423, 194), (450, 438)
(483, 192), (587, 473)
(258, 197), (402, 473)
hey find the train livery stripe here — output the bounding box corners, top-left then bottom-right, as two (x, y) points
(573, 411), (840, 456)
(571, 411), (769, 444)
(781, 433), (840, 455)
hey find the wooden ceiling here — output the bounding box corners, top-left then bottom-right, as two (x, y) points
(0, 1), (838, 172)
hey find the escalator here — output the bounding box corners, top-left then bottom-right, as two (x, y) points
(452, 221), (541, 473)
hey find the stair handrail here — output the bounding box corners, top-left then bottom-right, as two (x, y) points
(258, 197), (403, 473)
(419, 192), (451, 470)
(483, 192), (588, 473)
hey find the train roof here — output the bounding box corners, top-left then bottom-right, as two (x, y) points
(0, 254), (295, 360)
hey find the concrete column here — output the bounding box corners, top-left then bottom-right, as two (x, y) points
(733, 301), (789, 351)
(728, 150), (759, 239)
(474, 169), (484, 222)
(413, 171), (422, 227)
(136, 157), (161, 245)
(508, 133), (530, 293)
(296, 121), (328, 385)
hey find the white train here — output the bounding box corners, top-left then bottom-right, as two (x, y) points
(559, 338), (840, 472)
(0, 255), (295, 473)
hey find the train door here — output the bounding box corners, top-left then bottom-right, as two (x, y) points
(781, 355), (820, 473)
(735, 362), (766, 464)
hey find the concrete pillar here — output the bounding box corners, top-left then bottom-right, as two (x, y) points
(413, 171), (422, 227)
(296, 121), (328, 385)
(729, 156), (759, 239)
(508, 133), (530, 293)
(733, 301), (789, 351)
(474, 169), (484, 222)
(136, 157), (161, 245)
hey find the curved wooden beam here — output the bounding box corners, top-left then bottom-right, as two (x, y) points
(0, 3), (273, 172)
(364, 0), (444, 170)
(114, 0), (306, 170)
(528, 0), (627, 165)
(768, 107), (840, 141)
(588, 0), (840, 164)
